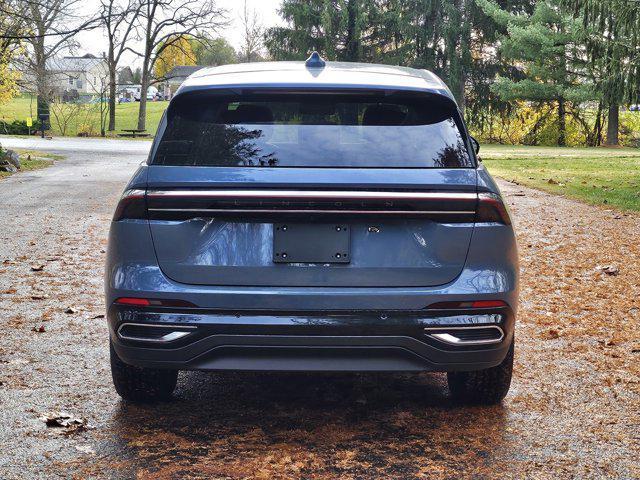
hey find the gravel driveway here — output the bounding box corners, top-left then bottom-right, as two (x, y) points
(0, 136), (638, 479)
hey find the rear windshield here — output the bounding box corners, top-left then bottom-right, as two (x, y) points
(151, 92), (473, 168)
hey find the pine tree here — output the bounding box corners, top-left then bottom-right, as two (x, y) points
(264, 0), (378, 62)
(564, 0), (637, 146)
(477, 0), (597, 146)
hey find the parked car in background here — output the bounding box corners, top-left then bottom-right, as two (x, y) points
(106, 53), (519, 405)
(132, 85), (159, 102)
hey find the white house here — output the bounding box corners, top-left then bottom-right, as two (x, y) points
(46, 54), (109, 98)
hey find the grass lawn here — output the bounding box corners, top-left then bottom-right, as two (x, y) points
(482, 145), (640, 211)
(0, 150), (63, 179)
(0, 94), (167, 137)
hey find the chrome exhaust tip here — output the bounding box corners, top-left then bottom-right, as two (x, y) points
(424, 325), (504, 346)
(117, 323), (196, 343)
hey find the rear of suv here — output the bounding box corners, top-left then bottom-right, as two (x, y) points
(106, 54), (518, 404)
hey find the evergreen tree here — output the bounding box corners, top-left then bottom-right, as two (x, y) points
(265, 0), (378, 62)
(477, 0), (596, 145)
(265, 0), (536, 113)
(564, 0), (637, 146)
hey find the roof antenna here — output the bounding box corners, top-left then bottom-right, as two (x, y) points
(305, 51), (326, 69)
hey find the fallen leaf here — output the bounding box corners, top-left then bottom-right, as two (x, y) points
(546, 328), (561, 339)
(75, 445), (95, 455)
(40, 412), (89, 435)
(596, 265), (620, 276)
(2, 288), (16, 294)
(30, 265), (45, 272)
(547, 178), (559, 185)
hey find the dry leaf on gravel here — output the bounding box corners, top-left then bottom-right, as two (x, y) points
(30, 265), (45, 272)
(545, 328), (561, 339)
(41, 412), (90, 435)
(75, 445), (95, 455)
(596, 265), (620, 276)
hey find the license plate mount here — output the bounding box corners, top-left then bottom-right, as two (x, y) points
(273, 223), (351, 263)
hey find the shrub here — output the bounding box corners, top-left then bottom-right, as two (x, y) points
(0, 119), (42, 135)
(77, 123), (96, 137)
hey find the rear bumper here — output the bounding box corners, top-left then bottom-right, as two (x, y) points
(109, 306), (515, 372)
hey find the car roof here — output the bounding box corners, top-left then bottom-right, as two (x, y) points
(176, 61), (455, 101)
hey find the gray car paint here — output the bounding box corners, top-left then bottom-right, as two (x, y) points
(105, 60), (519, 371)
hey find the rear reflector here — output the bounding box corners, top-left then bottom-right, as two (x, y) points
(470, 300), (508, 308)
(476, 192), (512, 225)
(113, 189), (147, 221)
(427, 300), (508, 309)
(115, 297), (150, 306)
(114, 298), (197, 308)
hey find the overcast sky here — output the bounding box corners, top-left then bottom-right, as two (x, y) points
(72, 0), (284, 67)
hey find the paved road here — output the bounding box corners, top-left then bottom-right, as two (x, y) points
(0, 136), (638, 479)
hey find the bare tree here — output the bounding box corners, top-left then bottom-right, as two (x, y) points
(13, 0), (102, 125)
(86, 64), (111, 136)
(239, 0), (264, 63)
(0, 0), (24, 54)
(101, 0), (142, 132)
(131, 0), (227, 131)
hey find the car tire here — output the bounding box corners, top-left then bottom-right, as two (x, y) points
(446, 338), (514, 405)
(110, 341), (178, 402)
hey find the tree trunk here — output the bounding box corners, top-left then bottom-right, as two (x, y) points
(558, 99), (566, 147)
(108, 62), (117, 132)
(344, 1), (360, 62)
(34, 40), (50, 130)
(137, 60), (150, 131)
(606, 104), (619, 146)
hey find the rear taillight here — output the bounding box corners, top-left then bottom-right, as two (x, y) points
(476, 192), (512, 225)
(113, 189), (147, 221)
(114, 297), (197, 308)
(427, 300), (508, 309)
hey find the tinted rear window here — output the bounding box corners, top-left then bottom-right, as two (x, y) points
(152, 92), (473, 168)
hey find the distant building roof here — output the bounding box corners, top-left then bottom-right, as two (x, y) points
(165, 65), (206, 83)
(47, 55), (106, 73)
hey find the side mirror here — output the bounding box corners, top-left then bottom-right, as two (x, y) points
(470, 136), (480, 155)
